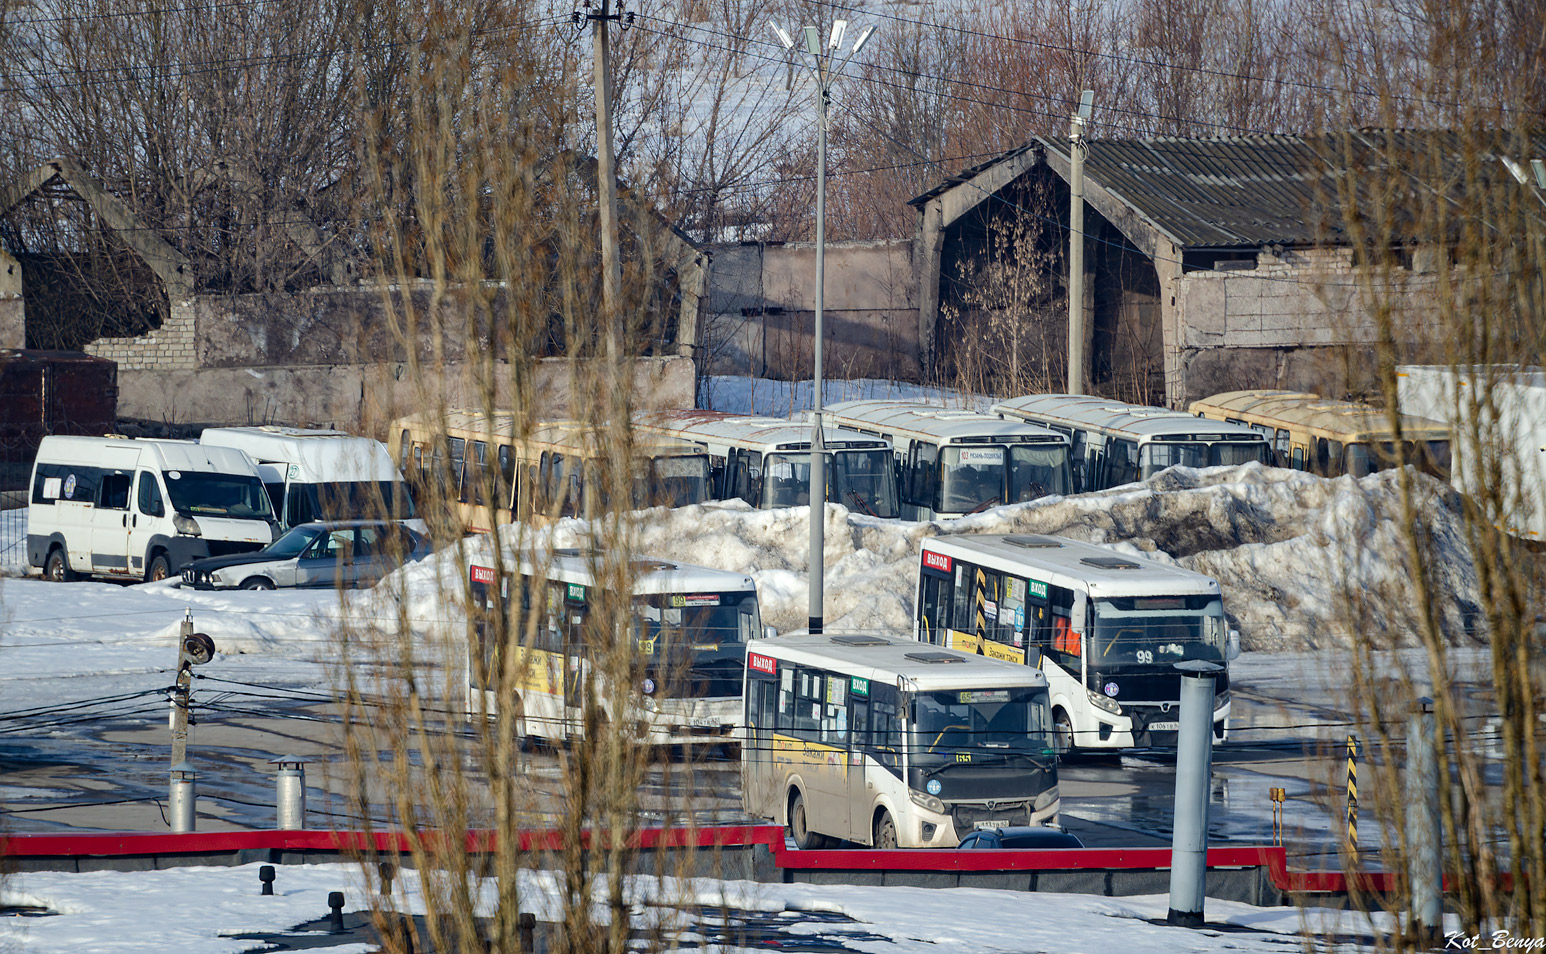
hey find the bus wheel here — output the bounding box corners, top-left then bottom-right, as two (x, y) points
(1053, 710), (1076, 758)
(788, 791), (826, 850)
(873, 810), (898, 849)
(45, 548), (76, 582)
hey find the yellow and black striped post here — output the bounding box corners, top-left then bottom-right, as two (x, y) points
(1345, 735), (1359, 857)
(973, 567), (988, 650)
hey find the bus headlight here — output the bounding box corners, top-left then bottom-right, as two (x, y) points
(173, 513), (202, 537)
(641, 677), (656, 695)
(1087, 688), (1122, 715)
(1214, 689), (1231, 711)
(1033, 785), (1060, 811)
(908, 790), (945, 815)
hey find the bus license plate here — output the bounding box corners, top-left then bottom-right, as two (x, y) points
(1148, 721), (1179, 731)
(973, 820), (1009, 830)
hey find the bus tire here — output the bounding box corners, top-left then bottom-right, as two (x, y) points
(1053, 709), (1077, 758)
(788, 790), (827, 850)
(45, 547), (76, 582)
(873, 809), (898, 850)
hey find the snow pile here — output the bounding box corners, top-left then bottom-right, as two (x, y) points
(374, 461), (1478, 653)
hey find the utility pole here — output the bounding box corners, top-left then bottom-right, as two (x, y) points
(1067, 90), (1093, 395)
(582, 0), (625, 357)
(170, 610), (195, 766)
(768, 20), (875, 636)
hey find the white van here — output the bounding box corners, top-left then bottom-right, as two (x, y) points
(27, 436), (275, 582)
(199, 426), (416, 530)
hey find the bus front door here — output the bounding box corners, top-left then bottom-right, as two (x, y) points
(563, 609), (586, 738)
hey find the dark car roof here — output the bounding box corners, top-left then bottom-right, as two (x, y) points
(982, 826), (1084, 849)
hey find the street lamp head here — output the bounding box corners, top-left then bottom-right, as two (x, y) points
(829, 20), (847, 51)
(1534, 158), (1546, 190)
(769, 22), (796, 50)
(1077, 89), (1095, 121)
(804, 25), (821, 56)
(849, 25), (876, 56)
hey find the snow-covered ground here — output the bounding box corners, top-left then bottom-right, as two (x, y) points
(0, 862), (1455, 954)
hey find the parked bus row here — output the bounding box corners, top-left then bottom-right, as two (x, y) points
(461, 530), (1235, 849)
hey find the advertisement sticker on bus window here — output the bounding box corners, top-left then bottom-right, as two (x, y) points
(959, 690), (1010, 704)
(63, 474), (77, 499)
(1027, 579), (1048, 600)
(566, 583), (587, 602)
(983, 600), (997, 620)
(956, 447), (1005, 464)
(826, 678), (847, 706)
(42, 477), (61, 499)
(850, 676), (869, 696)
(671, 594), (721, 607)
(922, 550), (952, 573)
(748, 652), (777, 676)
(781, 668), (793, 691)
(470, 565), (497, 585)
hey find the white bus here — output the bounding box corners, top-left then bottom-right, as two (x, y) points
(821, 399), (1073, 519)
(743, 632), (1059, 849)
(991, 394), (1271, 493)
(200, 426), (416, 529)
(915, 534), (1238, 753)
(634, 410), (899, 517)
(467, 550), (765, 747)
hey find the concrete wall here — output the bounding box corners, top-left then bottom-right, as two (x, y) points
(1169, 247), (1444, 405)
(0, 248), (25, 350)
(702, 240), (920, 381)
(113, 356), (695, 429)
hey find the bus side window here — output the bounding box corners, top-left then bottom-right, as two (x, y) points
(1314, 438), (1331, 475)
(497, 445), (516, 513)
(911, 443), (938, 507)
(950, 562), (976, 633)
(448, 437), (467, 502)
(1291, 445), (1306, 470)
(868, 684), (903, 776)
(1049, 585), (1079, 659)
(1069, 430), (1089, 491)
(399, 430), (412, 469)
(792, 668), (823, 741)
(1274, 429), (1291, 466)
(467, 441), (488, 505)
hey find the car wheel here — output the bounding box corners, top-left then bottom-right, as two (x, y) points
(146, 554), (171, 583)
(45, 548), (76, 582)
(873, 810), (899, 849)
(788, 790), (827, 850)
(1053, 709), (1077, 758)
(241, 577), (276, 590)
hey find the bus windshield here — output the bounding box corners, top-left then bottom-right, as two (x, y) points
(1344, 440), (1453, 480)
(637, 454), (711, 508)
(1140, 441), (1270, 477)
(939, 446), (1007, 512)
(165, 472), (274, 519)
(1010, 444), (1071, 500)
(1089, 595), (1225, 667)
(763, 450), (898, 517)
(908, 687), (1054, 762)
(633, 590), (761, 697)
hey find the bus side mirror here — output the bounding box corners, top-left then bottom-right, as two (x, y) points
(1226, 629), (1241, 661)
(763, 625), (778, 640)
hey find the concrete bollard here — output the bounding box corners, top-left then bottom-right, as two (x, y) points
(271, 755), (308, 829)
(169, 760), (197, 833)
(1406, 697), (1442, 943)
(1167, 660), (1222, 928)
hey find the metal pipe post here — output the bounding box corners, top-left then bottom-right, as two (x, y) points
(170, 610), (194, 766)
(807, 66), (829, 635)
(1167, 660), (1221, 927)
(169, 760), (196, 833)
(1406, 698), (1442, 941)
(274, 756), (308, 829)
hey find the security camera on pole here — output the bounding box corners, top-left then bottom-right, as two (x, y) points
(768, 17), (875, 634)
(169, 609), (216, 832)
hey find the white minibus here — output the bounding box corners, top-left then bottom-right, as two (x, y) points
(742, 632), (1059, 849)
(200, 426), (415, 529)
(27, 436), (274, 582)
(821, 399), (1073, 519)
(915, 534), (1238, 753)
(991, 394), (1271, 492)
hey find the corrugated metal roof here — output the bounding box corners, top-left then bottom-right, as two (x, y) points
(913, 130), (1546, 251)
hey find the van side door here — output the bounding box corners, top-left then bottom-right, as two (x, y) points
(128, 471), (167, 576)
(90, 470), (135, 575)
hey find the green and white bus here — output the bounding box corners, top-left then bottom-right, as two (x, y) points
(742, 632), (1059, 849)
(915, 534), (1239, 753)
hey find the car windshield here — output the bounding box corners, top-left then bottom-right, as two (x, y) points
(1089, 595), (1226, 667)
(908, 687), (1053, 763)
(265, 524), (327, 558)
(165, 472), (273, 519)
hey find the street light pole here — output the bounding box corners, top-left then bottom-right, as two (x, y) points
(1067, 90), (1093, 396)
(770, 19), (874, 636)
